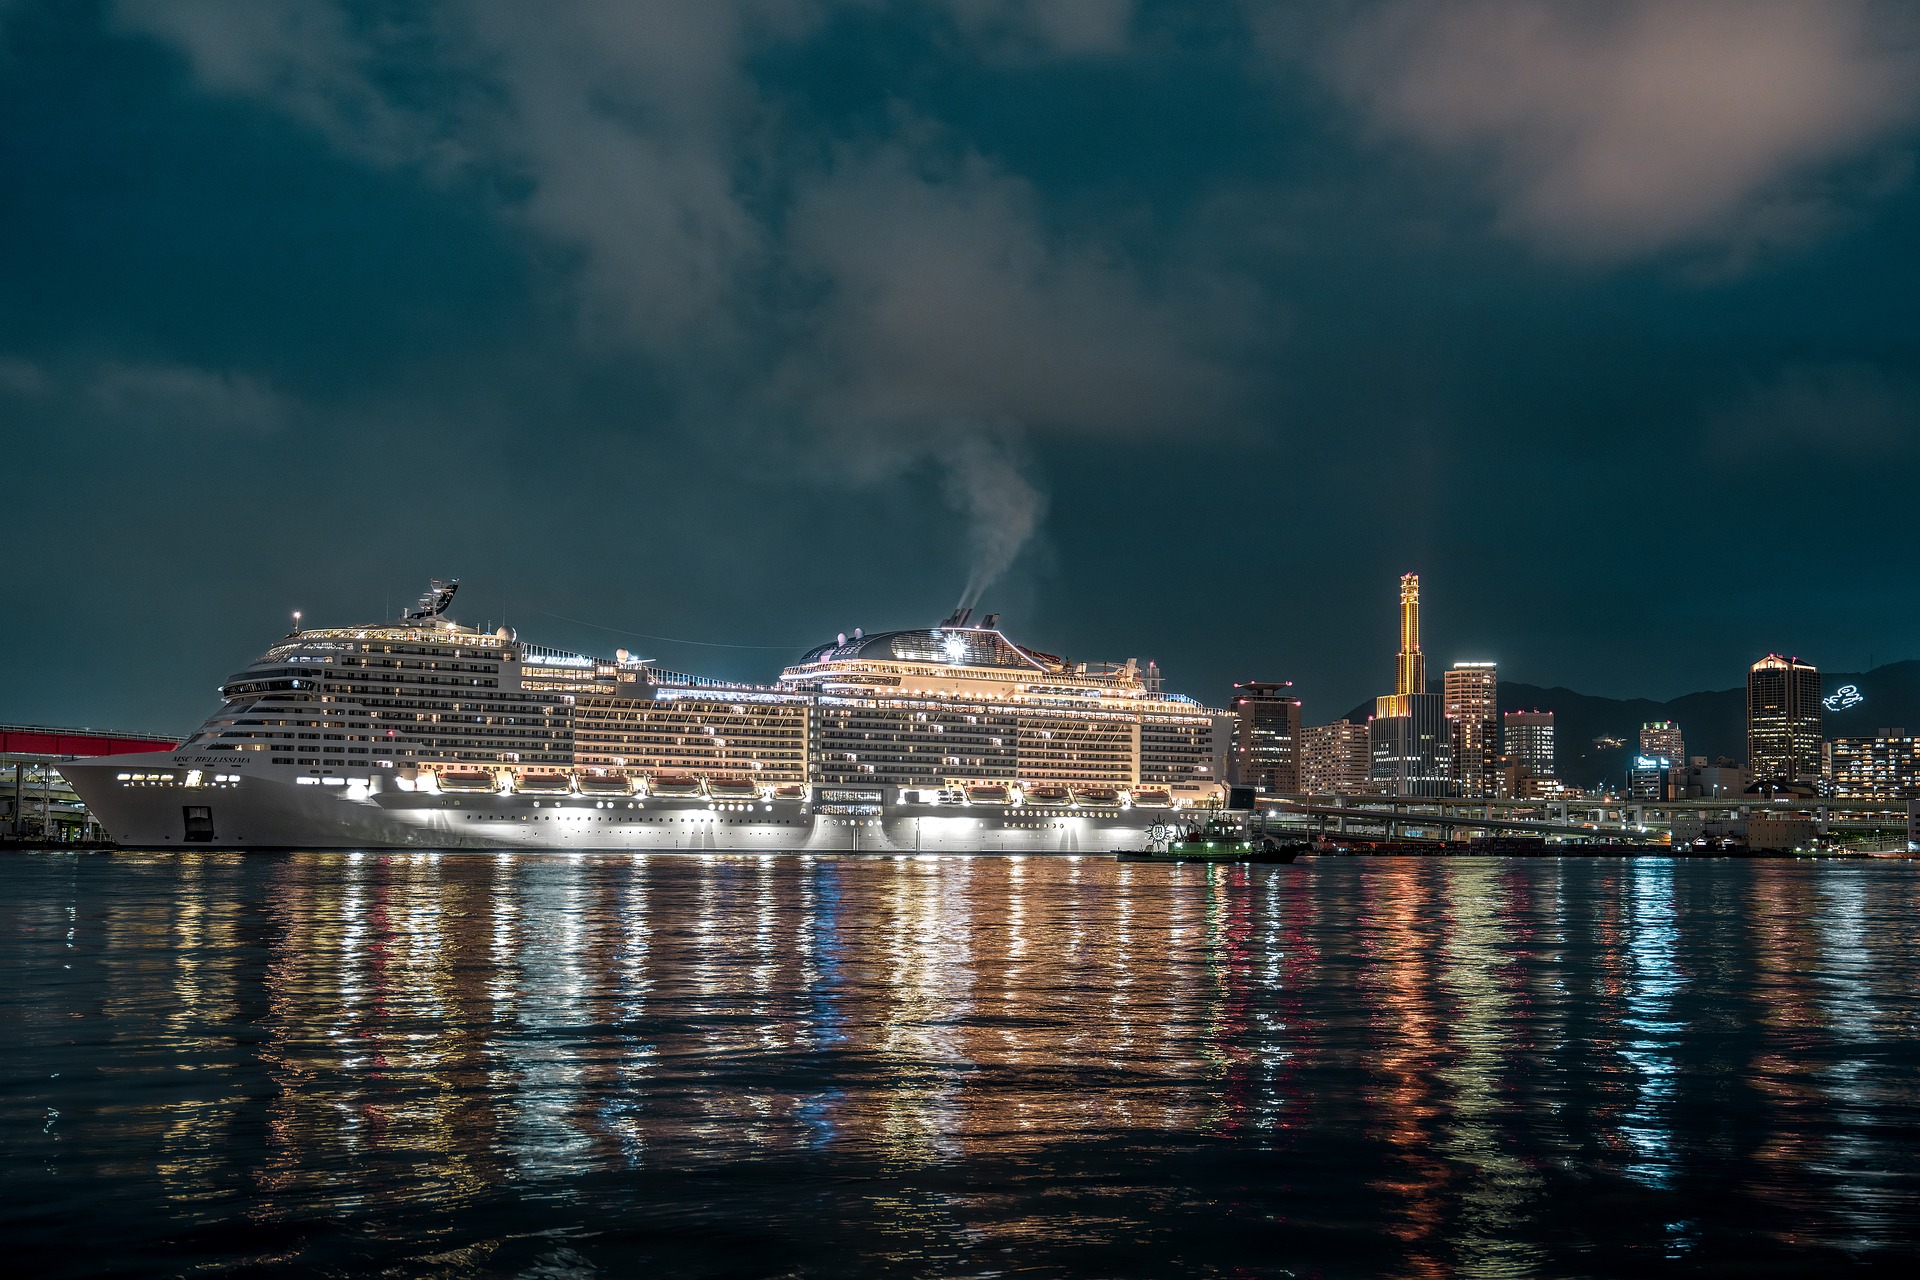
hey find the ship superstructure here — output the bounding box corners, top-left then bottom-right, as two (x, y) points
(780, 608), (1221, 795)
(63, 584), (1230, 851)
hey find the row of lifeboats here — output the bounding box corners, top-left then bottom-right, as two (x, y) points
(912, 783), (1175, 808)
(424, 770), (1183, 808)
(428, 769), (808, 802)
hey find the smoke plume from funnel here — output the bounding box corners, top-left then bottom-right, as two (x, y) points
(938, 427), (1046, 612)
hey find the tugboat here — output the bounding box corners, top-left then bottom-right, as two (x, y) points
(1116, 813), (1302, 864)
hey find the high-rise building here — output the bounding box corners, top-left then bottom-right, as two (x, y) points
(1829, 730), (1920, 800)
(1747, 654), (1822, 787)
(1631, 720), (1684, 799)
(1228, 681), (1302, 793)
(1373, 700), (1453, 796)
(1640, 721), (1684, 769)
(1393, 573), (1426, 704)
(1444, 662), (1498, 797)
(1370, 573), (1452, 796)
(1301, 720), (1372, 794)
(1503, 710), (1555, 782)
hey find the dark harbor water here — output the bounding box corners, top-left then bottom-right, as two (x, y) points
(4, 853), (1919, 1278)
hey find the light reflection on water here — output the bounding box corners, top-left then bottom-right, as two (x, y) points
(1621, 860), (1682, 1191)
(4, 853), (1920, 1278)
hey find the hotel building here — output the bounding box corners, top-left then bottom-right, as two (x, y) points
(1300, 720), (1372, 794)
(1443, 661), (1498, 797)
(1747, 654), (1823, 788)
(1502, 710), (1556, 789)
(1227, 681), (1303, 793)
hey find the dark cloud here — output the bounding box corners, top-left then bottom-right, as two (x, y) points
(1315, 0), (1920, 260)
(941, 0), (1135, 57)
(0, 354), (289, 431)
(106, 1), (1215, 603)
(2, 0), (1919, 736)
(1713, 362), (1920, 458)
(782, 144), (1233, 433)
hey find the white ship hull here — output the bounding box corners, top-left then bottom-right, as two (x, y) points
(62, 756), (1170, 853)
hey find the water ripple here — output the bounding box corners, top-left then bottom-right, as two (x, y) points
(2, 853), (1918, 1277)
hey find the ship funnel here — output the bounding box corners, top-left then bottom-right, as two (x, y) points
(407, 578), (459, 621)
(982, 613), (1000, 630)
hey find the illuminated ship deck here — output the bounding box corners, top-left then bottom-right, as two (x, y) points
(61, 585), (1231, 850)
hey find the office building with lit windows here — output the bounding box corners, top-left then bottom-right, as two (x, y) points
(1747, 654), (1823, 787)
(1228, 681), (1302, 793)
(1627, 720), (1685, 799)
(1828, 731), (1920, 801)
(1640, 720), (1684, 769)
(1627, 756), (1669, 799)
(1301, 720), (1372, 794)
(1443, 662), (1498, 797)
(1503, 711), (1556, 784)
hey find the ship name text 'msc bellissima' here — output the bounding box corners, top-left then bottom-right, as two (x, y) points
(66, 581), (1232, 851)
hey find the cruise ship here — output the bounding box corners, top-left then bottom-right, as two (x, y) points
(62, 581), (1232, 852)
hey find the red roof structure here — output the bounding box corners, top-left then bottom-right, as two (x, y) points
(1, 724), (178, 758)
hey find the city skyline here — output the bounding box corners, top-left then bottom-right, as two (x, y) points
(0, 562), (1911, 746)
(4, 5), (1920, 735)
(1227, 572), (1920, 801)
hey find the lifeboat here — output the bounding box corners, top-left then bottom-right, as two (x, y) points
(707, 778), (760, 802)
(771, 783), (809, 802)
(966, 783), (1011, 805)
(515, 771), (575, 796)
(577, 775), (633, 796)
(1024, 784), (1072, 806)
(436, 769), (500, 793)
(1130, 788), (1173, 808)
(1171, 784), (1226, 807)
(649, 774), (705, 798)
(1072, 786), (1120, 807)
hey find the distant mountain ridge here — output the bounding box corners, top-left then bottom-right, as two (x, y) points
(1340, 659), (1920, 789)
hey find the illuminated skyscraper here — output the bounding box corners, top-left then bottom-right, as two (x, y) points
(1394, 573), (1425, 703)
(1640, 721), (1684, 769)
(1503, 710), (1555, 782)
(1301, 720), (1372, 794)
(1370, 573), (1451, 796)
(1444, 662), (1498, 797)
(1228, 681), (1302, 793)
(1747, 655), (1822, 787)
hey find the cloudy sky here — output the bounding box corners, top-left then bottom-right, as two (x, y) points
(4, 0), (1918, 734)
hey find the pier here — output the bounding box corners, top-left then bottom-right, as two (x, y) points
(2, 724), (177, 843)
(1261, 792), (1918, 852)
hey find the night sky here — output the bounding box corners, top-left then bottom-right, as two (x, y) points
(4, 1), (1918, 737)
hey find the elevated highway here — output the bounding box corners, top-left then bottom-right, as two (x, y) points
(1258, 792), (1916, 844)
(3, 722), (177, 842)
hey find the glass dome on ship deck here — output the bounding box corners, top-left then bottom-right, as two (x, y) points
(794, 628), (1065, 672)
